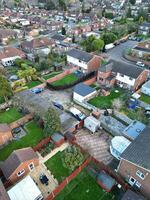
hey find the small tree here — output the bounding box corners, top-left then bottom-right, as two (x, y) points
(112, 98), (123, 111)
(130, 0), (136, 5)
(0, 75), (12, 102)
(43, 107), (61, 136)
(63, 146), (84, 171)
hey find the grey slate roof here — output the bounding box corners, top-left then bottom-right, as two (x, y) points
(67, 49), (93, 63)
(51, 132), (64, 142)
(121, 127), (150, 170)
(99, 62), (113, 72)
(133, 46), (150, 53)
(111, 60), (144, 79)
(121, 189), (146, 200)
(74, 83), (96, 97)
(1, 147), (38, 179)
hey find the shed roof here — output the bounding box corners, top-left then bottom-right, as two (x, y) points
(74, 83), (96, 97)
(0, 124), (11, 133)
(51, 132), (64, 142)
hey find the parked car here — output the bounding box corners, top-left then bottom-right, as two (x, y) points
(69, 107), (86, 121)
(31, 88), (44, 94)
(39, 174), (49, 185)
(136, 61), (145, 68)
(52, 102), (64, 110)
(12, 127), (21, 134)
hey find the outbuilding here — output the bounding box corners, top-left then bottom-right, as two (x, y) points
(73, 83), (96, 103)
(84, 116), (100, 133)
(7, 175), (43, 200)
(110, 136), (131, 160)
(51, 132), (65, 147)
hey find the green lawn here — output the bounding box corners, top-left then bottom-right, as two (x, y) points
(43, 71), (62, 80)
(0, 108), (22, 124)
(88, 89), (123, 108)
(26, 80), (42, 89)
(55, 169), (115, 200)
(0, 121), (44, 161)
(140, 94), (150, 104)
(0, 97), (4, 104)
(51, 74), (78, 87)
(45, 151), (72, 183)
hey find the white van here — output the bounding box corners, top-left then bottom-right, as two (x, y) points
(69, 107), (86, 121)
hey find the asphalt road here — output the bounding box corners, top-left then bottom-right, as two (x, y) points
(107, 40), (138, 64)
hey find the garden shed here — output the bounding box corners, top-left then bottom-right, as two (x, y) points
(97, 171), (116, 192)
(51, 132), (65, 147)
(84, 116), (100, 133)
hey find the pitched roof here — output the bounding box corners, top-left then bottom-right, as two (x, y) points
(21, 37), (53, 49)
(0, 47), (25, 60)
(121, 189), (146, 200)
(99, 62), (113, 72)
(0, 124), (11, 133)
(1, 147), (38, 179)
(111, 60), (144, 79)
(74, 83), (96, 97)
(121, 127), (150, 170)
(67, 49), (94, 63)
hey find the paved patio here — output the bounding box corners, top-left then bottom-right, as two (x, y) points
(29, 164), (58, 199)
(75, 129), (113, 165)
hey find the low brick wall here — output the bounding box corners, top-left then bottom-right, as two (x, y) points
(84, 76), (97, 85)
(9, 114), (33, 129)
(45, 157), (91, 200)
(33, 137), (51, 152)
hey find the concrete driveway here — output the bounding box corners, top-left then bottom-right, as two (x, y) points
(75, 129), (113, 165)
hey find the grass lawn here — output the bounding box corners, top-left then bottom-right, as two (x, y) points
(55, 169), (115, 200)
(26, 80), (42, 89)
(88, 89), (124, 109)
(0, 121), (44, 161)
(43, 71), (62, 80)
(45, 151), (71, 183)
(51, 74), (78, 87)
(0, 108), (22, 124)
(140, 94), (150, 104)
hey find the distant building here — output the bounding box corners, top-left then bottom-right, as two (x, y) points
(138, 22), (150, 36)
(132, 40), (150, 59)
(117, 127), (150, 199)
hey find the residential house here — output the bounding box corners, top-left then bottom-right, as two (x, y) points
(121, 189), (146, 200)
(67, 49), (101, 73)
(1, 147), (39, 184)
(138, 22), (150, 36)
(131, 40), (150, 59)
(21, 37), (54, 61)
(51, 34), (66, 44)
(97, 62), (116, 87)
(0, 29), (17, 45)
(117, 127), (150, 199)
(97, 61), (148, 91)
(73, 83), (97, 103)
(141, 80), (150, 96)
(0, 124), (12, 146)
(0, 47), (26, 67)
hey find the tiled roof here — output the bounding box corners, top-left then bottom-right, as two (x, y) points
(67, 49), (93, 63)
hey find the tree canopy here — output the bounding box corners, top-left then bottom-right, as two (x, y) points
(0, 75), (12, 102)
(43, 107), (61, 136)
(101, 33), (118, 45)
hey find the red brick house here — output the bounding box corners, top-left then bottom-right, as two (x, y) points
(1, 147), (39, 184)
(117, 127), (150, 199)
(97, 62), (116, 87)
(67, 49), (101, 73)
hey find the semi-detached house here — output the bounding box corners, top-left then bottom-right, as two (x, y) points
(67, 49), (101, 73)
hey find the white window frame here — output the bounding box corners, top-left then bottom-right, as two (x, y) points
(129, 176), (136, 186)
(28, 162), (34, 171)
(136, 181), (141, 188)
(17, 169), (25, 177)
(136, 170), (145, 180)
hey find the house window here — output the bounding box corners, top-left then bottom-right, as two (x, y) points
(17, 169), (25, 177)
(28, 163), (34, 171)
(129, 77), (133, 80)
(120, 73), (124, 77)
(99, 77), (103, 81)
(129, 177), (136, 186)
(136, 181), (141, 188)
(136, 170), (145, 180)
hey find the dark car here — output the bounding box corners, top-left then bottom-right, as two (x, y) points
(31, 88), (44, 94)
(12, 127), (21, 134)
(39, 174), (49, 185)
(53, 102), (64, 110)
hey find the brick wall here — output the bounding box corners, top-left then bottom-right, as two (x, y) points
(9, 114), (33, 129)
(33, 137), (51, 152)
(83, 76), (97, 85)
(134, 70), (149, 91)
